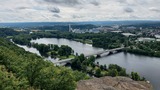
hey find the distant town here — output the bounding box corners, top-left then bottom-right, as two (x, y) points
(68, 24), (160, 42)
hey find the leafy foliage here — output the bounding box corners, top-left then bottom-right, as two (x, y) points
(0, 65), (28, 90)
(32, 43), (74, 58)
(126, 41), (160, 57)
(0, 38), (89, 90)
(0, 28), (19, 37)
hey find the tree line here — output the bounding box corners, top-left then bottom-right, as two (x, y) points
(125, 41), (160, 57)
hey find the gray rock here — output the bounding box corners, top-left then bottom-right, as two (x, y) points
(77, 76), (153, 90)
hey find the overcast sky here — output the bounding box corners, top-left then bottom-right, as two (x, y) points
(0, 0), (160, 22)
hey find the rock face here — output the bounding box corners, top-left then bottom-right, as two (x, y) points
(77, 76), (153, 90)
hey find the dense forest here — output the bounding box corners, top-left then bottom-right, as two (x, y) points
(0, 38), (89, 90)
(125, 41), (160, 57)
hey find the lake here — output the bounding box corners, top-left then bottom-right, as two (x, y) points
(17, 38), (160, 90)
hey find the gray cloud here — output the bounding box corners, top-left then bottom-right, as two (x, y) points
(48, 7), (60, 13)
(149, 7), (160, 12)
(72, 15), (83, 19)
(90, 1), (100, 6)
(16, 6), (29, 10)
(116, 0), (127, 3)
(0, 0), (160, 22)
(42, 0), (81, 6)
(124, 7), (134, 13)
(0, 8), (14, 12)
(53, 14), (61, 18)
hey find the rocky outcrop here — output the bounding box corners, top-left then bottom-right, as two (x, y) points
(77, 76), (152, 90)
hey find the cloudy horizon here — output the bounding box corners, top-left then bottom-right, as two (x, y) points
(0, 0), (160, 22)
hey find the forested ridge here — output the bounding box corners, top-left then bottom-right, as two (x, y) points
(0, 38), (89, 90)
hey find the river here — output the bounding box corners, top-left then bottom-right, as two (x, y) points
(96, 52), (160, 90)
(17, 38), (160, 90)
(30, 38), (104, 56)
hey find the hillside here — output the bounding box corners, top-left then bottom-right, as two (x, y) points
(0, 38), (89, 90)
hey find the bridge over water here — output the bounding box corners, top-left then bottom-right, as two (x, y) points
(54, 47), (125, 66)
(85, 47), (124, 57)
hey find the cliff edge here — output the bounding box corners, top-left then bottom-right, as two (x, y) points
(77, 76), (152, 90)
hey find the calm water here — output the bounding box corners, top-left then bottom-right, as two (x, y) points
(155, 35), (160, 38)
(17, 44), (41, 56)
(96, 52), (160, 90)
(31, 38), (104, 56)
(17, 38), (160, 90)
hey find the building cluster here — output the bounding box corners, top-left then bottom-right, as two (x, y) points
(69, 24), (160, 39)
(69, 24), (122, 34)
(69, 24), (100, 33)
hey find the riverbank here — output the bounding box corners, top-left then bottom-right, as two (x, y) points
(124, 47), (160, 58)
(74, 39), (93, 44)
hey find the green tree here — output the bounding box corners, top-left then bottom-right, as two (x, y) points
(119, 68), (127, 76)
(108, 69), (118, 77)
(131, 72), (140, 81)
(95, 68), (102, 77)
(58, 45), (73, 57)
(71, 58), (82, 70)
(0, 65), (28, 90)
(79, 54), (85, 62)
(24, 58), (44, 87)
(53, 45), (59, 51)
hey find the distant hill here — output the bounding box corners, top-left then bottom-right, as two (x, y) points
(0, 20), (160, 28)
